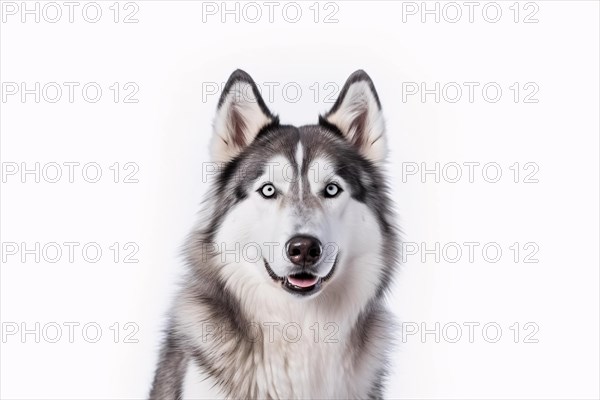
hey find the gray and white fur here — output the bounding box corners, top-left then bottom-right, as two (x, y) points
(150, 69), (400, 399)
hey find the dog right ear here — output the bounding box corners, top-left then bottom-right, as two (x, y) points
(211, 70), (276, 163)
(321, 70), (387, 163)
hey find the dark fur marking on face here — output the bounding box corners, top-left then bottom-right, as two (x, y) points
(228, 126), (299, 197)
(217, 120), (281, 190)
(299, 124), (374, 203)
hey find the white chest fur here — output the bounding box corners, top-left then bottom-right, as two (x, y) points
(176, 258), (389, 399)
(182, 325), (377, 399)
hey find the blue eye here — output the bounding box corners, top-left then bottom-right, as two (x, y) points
(259, 183), (277, 199)
(324, 183), (342, 198)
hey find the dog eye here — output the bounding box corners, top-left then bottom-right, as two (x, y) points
(324, 183), (342, 198)
(258, 183), (277, 199)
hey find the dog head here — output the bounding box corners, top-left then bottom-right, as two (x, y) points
(197, 70), (396, 302)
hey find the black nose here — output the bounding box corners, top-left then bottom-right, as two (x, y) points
(286, 235), (322, 266)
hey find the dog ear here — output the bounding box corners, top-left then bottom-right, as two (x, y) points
(321, 70), (386, 163)
(211, 70), (276, 163)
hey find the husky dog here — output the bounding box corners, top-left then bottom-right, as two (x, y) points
(150, 69), (399, 399)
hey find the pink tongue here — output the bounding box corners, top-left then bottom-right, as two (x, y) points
(288, 275), (319, 288)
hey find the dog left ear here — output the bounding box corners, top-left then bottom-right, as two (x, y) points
(211, 69), (276, 163)
(321, 70), (387, 163)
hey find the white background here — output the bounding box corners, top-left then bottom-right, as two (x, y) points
(1, 1), (599, 399)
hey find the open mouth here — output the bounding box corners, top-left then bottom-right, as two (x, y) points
(285, 272), (322, 294)
(263, 256), (338, 296)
